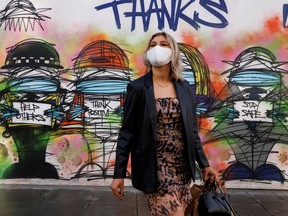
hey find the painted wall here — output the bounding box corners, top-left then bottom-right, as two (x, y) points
(0, 0), (287, 186)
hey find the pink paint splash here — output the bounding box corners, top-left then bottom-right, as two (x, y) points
(180, 15), (288, 100)
(203, 142), (231, 173)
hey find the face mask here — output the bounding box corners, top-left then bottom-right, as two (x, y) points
(146, 45), (172, 66)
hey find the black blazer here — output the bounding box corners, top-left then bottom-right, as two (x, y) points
(113, 71), (209, 193)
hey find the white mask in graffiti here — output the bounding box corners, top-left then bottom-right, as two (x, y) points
(146, 45), (172, 66)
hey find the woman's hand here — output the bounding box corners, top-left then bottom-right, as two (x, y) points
(201, 167), (219, 182)
(110, 178), (124, 200)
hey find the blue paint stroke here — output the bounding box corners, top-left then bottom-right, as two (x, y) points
(283, 4), (288, 28)
(95, 0), (228, 32)
(76, 79), (129, 94)
(230, 70), (280, 86)
(9, 77), (59, 93)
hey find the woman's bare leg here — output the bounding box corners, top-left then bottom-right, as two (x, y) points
(169, 207), (185, 216)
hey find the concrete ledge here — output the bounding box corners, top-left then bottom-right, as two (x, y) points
(0, 178), (287, 190)
(225, 179), (288, 190)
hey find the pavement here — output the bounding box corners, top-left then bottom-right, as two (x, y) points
(0, 184), (288, 216)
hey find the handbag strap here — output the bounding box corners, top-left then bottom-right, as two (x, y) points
(212, 194), (231, 212)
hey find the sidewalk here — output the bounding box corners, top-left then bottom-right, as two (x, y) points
(0, 184), (287, 216)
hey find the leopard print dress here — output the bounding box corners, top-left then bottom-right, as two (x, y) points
(145, 97), (192, 216)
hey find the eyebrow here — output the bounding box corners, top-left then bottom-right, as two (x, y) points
(150, 40), (168, 44)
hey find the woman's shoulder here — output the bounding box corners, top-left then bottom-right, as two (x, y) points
(129, 72), (150, 88)
(131, 75), (145, 84)
(175, 78), (191, 88)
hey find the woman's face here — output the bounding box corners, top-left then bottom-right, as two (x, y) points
(149, 35), (170, 49)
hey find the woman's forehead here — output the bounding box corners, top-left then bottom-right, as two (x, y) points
(150, 35), (167, 42)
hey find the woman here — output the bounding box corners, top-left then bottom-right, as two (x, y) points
(110, 32), (217, 216)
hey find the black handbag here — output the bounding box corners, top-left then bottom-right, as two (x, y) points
(197, 179), (234, 216)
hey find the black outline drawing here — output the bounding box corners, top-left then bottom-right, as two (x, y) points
(62, 40), (132, 180)
(0, 0), (51, 31)
(204, 47), (288, 182)
(0, 38), (66, 178)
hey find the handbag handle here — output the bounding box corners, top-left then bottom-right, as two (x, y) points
(203, 177), (239, 215)
(203, 177), (218, 192)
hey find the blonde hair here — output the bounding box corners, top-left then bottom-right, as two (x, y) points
(143, 32), (183, 80)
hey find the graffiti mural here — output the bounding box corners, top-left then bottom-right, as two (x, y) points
(0, 0), (287, 186)
(0, 38), (65, 178)
(204, 47), (288, 182)
(68, 40), (132, 179)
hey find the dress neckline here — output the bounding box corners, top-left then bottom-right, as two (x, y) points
(155, 97), (177, 100)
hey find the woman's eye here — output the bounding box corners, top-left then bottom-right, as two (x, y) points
(160, 43), (169, 47)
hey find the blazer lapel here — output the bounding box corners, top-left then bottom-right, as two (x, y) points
(144, 72), (157, 138)
(174, 80), (188, 125)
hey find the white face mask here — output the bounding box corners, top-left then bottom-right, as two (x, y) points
(146, 45), (172, 66)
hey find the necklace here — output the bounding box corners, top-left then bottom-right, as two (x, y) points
(154, 80), (171, 88)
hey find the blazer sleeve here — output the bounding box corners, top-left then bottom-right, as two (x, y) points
(188, 83), (210, 169)
(113, 83), (138, 178)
